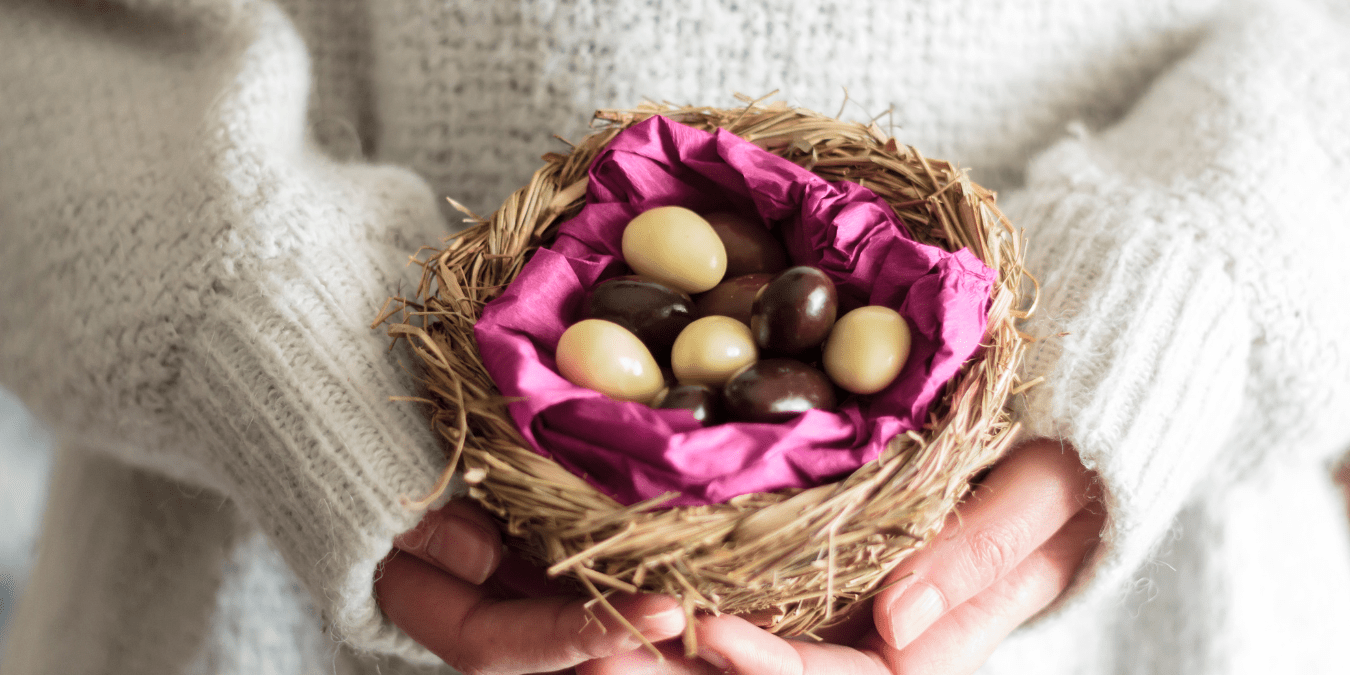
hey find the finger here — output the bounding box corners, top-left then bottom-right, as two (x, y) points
(577, 640), (722, 675)
(376, 553), (686, 675)
(394, 499), (503, 584)
(875, 438), (1094, 650)
(694, 614), (890, 675)
(869, 506), (1105, 675)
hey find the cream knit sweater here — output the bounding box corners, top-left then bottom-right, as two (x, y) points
(3, 0), (1350, 673)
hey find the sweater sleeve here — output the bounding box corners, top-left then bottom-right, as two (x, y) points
(1007, 0), (1350, 608)
(0, 1), (447, 663)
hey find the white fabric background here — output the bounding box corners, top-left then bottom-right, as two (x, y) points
(0, 388), (54, 662)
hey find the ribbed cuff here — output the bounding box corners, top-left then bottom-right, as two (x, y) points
(175, 234), (448, 665)
(1007, 142), (1251, 610)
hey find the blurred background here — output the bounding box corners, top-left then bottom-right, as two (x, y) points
(0, 387), (55, 662)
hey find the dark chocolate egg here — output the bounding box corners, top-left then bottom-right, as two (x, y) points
(587, 276), (698, 364)
(694, 273), (774, 327)
(723, 358), (837, 423)
(750, 267), (838, 355)
(705, 211), (790, 277)
(653, 384), (723, 425)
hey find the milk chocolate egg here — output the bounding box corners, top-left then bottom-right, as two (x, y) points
(750, 266), (838, 355)
(705, 211), (790, 277)
(587, 276), (698, 364)
(653, 383), (723, 425)
(671, 315), (758, 386)
(723, 358), (837, 423)
(694, 273), (774, 327)
(621, 206), (727, 294)
(823, 306), (912, 395)
(556, 319), (664, 403)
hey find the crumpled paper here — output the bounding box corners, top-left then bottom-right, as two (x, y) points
(475, 116), (996, 506)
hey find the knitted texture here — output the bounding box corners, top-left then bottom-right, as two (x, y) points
(0, 0), (449, 667)
(3, 0), (1350, 673)
(363, 0), (1219, 211)
(1013, 0), (1350, 616)
(3, 448), (353, 674)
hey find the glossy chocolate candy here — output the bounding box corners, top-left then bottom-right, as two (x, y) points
(670, 315), (759, 387)
(823, 305), (912, 395)
(723, 358), (837, 423)
(621, 206), (727, 294)
(705, 211), (790, 277)
(652, 383), (723, 425)
(694, 273), (774, 327)
(750, 266), (839, 355)
(587, 276), (698, 364)
(556, 319), (665, 403)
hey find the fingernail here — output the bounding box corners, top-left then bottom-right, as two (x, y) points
(697, 645), (731, 671)
(429, 516), (497, 584)
(887, 582), (945, 648)
(631, 606), (686, 640)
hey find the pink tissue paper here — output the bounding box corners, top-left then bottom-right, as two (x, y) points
(475, 116), (996, 507)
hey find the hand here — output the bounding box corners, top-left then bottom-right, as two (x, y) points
(583, 438), (1103, 674)
(867, 438), (1104, 673)
(375, 499), (688, 675)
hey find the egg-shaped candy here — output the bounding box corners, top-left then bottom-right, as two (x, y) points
(823, 306), (912, 395)
(586, 276), (698, 364)
(750, 266), (838, 355)
(723, 358), (837, 423)
(705, 211), (790, 277)
(671, 316), (758, 387)
(652, 383), (723, 425)
(694, 273), (774, 327)
(621, 206), (728, 294)
(556, 319), (665, 403)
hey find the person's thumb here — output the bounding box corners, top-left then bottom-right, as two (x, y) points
(393, 499), (503, 585)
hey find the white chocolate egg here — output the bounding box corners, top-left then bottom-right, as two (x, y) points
(671, 315), (759, 386)
(823, 306), (911, 395)
(556, 319), (665, 403)
(621, 206), (728, 294)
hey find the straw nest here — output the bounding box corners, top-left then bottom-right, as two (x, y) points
(380, 96), (1034, 654)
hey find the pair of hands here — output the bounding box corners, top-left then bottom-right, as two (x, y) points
(375, 438), (1103, 675)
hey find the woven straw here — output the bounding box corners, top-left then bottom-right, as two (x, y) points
(381, 96), (1034, 655)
